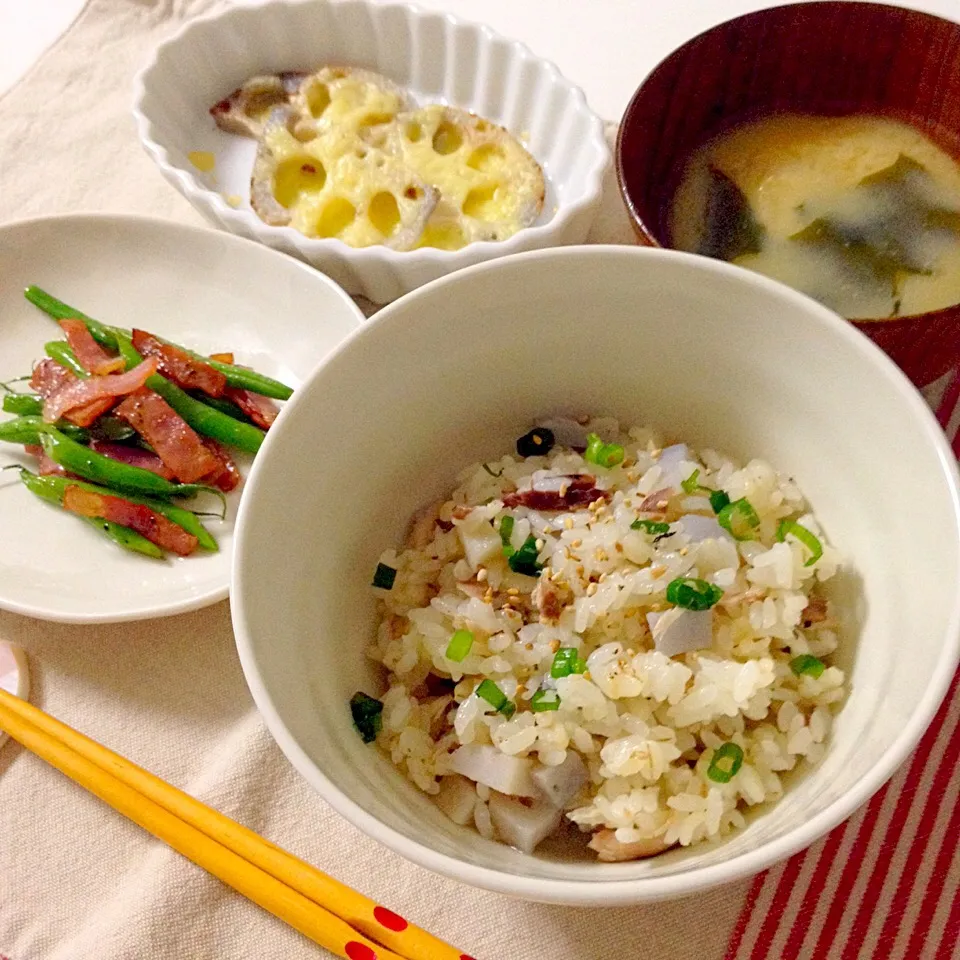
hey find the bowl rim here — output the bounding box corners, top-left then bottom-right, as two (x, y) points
(131, 0), (610, 268)
(613, 0), (960, 325)
(232, 244), (960, 904)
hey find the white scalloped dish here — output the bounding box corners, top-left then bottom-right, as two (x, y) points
(133, 0), (610, 303)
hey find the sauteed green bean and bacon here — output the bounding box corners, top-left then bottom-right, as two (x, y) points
(0, 287), (292, 560)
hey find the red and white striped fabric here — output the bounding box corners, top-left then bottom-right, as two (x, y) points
(724, 368), (960, 960)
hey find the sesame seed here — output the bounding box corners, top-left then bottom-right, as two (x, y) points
(586, 583), (598, 596)
(650, 565), (666, 578)
(477, 568), (488, 582)
(564, 517), (575, 530)
(483, 589), (494, 603)
(571, 538), (583, 548)
(679, 547), (689, 556)
(615, 543), (624, 553)
(657, 500), (669, 509)
(584, 670), (592, 680)
(535, 538), (544, 550)
(594, 548), (608, 562)
(549, 639), (561, 652)
(507, 587), (520, 596)
(560, 483), (570, 497)
(651, 448), (662, 458)
(627, 472), (639, 483)
(525, 643), (534, 650)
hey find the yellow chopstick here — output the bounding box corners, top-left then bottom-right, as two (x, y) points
(0, 690), (469, 960)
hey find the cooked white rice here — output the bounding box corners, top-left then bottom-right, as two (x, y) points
(366, 417), (846, 860)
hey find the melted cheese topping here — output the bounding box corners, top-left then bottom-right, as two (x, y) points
(262, 124), (433, 248)
(294, 68), (406, 140)
(377, 106), (545, 249)
(244, 69), (545, 252)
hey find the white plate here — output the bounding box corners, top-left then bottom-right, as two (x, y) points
(0, 214), (363, 624)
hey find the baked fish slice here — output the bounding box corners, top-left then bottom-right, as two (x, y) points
(250, 107), (438, 251)
(367, 104), (546, 249)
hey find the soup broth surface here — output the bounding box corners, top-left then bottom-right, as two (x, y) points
(670, 114), (960, 319)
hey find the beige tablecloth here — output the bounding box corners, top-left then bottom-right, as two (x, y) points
(0, 3), (748, 957)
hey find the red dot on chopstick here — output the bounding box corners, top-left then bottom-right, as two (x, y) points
(373, 906), (409, 932)
(345, 942), (377, 960)
(460, 955), (477, 959)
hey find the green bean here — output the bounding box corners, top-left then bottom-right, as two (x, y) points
(44, 340), (89, 377)
(175, 348), (293, 400)
(0, 415), (52, 445)
(25, 285), (118, 349)
(26, 285), (293, 399)
(2, 394), (42, 416)
(19, 469), (165, 559)
(16, 469), (217, 552)
(80, 517), (166, 559)
(38, 429), (217, 500)
(0, 400), (119, 444)
(190, 394), (253, 423)
(114, 331), (265, 454)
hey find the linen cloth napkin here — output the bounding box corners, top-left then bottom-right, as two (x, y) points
(0, 3), (957, 960)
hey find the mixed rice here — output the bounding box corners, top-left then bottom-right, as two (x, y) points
(355, 417), (846, 860)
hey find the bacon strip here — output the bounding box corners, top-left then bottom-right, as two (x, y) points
(132, 329), (227, 398)
(224, 386), (280, 430)
(89, 440), (176, 480)
(58, 319), (125, 375)
(502, 474), (608, 511)
(41, 357), (159, 427)
(200, 438), (241, 492)
(114, 389), (219, 484)
(62, 485), (198, 556)
(31, 359), (114, 427)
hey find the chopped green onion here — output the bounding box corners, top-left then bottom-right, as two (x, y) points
(476, 679), (515, 717)
(350, 692), (384, 743)
(508, 535), (543, 577)
(499, 515), (515, 556)
(790, 654), (826, 678)
(707, 742), (744, 783)
(681, 468), (704, 494)
(531, 689), (561, 712)
(551, 647), (588, 678)
(631, 518), (671, 535)
(665, 577), (724, 610)
(583, 433), (624, 468)
(717, 497), (761, 540)
(709, 490), (731, 514)
(776, 519), (824, 567)
(445, 629), (475, 662)
(372, 562), (397, 589)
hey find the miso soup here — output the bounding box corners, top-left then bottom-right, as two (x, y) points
(670, 114), (960, 319)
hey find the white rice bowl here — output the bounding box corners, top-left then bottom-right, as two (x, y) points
(232, 246), (960, 904)
(367, 417), (846, 859)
